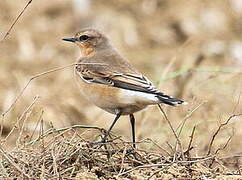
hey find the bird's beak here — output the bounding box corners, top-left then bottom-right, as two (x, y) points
(62, 37), (77, 43)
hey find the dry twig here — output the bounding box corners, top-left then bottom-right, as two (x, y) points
(1, 0), (33, 42)
(185, 125), (196, 158)
(207, 114), (242, 156)
(157, 104), (184, 160)
(176, 102), (205, 136)
(28, 124), (106, 145)
(215, 129), (235, 155)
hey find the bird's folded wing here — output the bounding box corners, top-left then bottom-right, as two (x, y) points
(75, 63), (186, 106)
(76, 65), (163, 95)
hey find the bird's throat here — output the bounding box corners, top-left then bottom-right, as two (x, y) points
(81, 47), (95, 57)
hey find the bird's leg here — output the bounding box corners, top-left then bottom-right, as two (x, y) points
(102, 112), (122, 143)
(129, 114), (136, 148)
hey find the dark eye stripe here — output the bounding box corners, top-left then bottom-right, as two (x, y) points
(79, 35), (89, 41)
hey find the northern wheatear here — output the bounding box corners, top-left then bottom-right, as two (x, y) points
(63, 29), (186, 148)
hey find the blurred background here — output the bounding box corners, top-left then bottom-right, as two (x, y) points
(0, 0), (242, 158)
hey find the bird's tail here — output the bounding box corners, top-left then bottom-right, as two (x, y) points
(156, 92), (187, 106)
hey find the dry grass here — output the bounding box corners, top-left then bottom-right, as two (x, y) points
(1, 0), (242, 179)
(0, 125), (239, 179)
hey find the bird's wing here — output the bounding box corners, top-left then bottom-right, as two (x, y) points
(75, 63), (159, 93)
(75, 63), (186, 106)
(76, 65), (175, 96)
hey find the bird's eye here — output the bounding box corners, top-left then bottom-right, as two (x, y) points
(79, 35), (89, 41)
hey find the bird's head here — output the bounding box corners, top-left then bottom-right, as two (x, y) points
(62, 29), (109, 56)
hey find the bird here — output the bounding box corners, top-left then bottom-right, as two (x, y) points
(62, 28), (187, 148)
